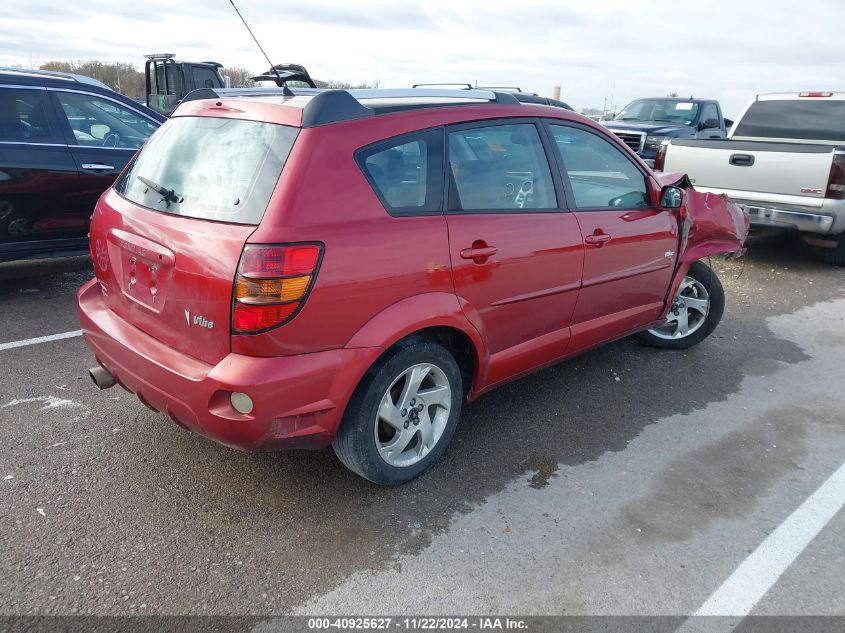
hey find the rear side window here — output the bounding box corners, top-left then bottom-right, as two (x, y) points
(448, 123), (556, 211)
(0, 88), (56, 142)
(115, 116), (298, 225)
(550, 124), (650, 209)
(733, 100), (845, 141)
(357, 129), (443, 215)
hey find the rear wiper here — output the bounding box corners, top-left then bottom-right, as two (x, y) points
(137, 175), (183, 207)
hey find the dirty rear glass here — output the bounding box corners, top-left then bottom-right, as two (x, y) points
(115, 116), (298, 225)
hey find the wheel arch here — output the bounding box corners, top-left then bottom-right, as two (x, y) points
(344, 292), (488, 396)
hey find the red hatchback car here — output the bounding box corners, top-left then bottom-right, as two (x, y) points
(77, 87), (748, 485)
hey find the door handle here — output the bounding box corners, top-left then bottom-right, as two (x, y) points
(81, 163), (115, 171)
(584, 233), (612, 246)
(460, 244), (498, 263)
(729, 154), (754, 167)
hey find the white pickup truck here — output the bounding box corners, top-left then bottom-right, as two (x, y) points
(656, 92), (845, 265)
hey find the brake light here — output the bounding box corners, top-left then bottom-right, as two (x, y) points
(654, 140), (668, 171)
(827, 152), (845, 200)
(232, 243), (323, 334)
(799, 91), (833, 97)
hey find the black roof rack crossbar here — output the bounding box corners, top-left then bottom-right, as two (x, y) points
(180, 87), (520, 126)
(412, 83), (473, 89)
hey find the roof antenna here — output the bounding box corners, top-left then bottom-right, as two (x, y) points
(227, 0), (294, 96)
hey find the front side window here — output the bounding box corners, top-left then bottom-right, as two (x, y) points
(55, 92), (158, 149)
(357, 129), (443, 215)
(700, 103), (719, 127)
(448, 123), (556, 211)
(115, 116), (298, 225)
(550, 125), (650, 209)
(0, 88), (56, 142)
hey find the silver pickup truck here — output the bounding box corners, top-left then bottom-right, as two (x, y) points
(657, 92), (845, 265)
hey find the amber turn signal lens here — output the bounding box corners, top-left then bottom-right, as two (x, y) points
(235, 275), (311, 304)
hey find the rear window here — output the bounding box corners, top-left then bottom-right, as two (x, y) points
(733, 100), (845, 141)
(356, 128), (443, 216)
(115, 116), (298, 225)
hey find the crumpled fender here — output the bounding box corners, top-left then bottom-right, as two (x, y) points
(656, 172), (750, 317)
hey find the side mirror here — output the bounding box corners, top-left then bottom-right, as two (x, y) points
(660, 186), (684, 209)
(700, 118), (720, 130)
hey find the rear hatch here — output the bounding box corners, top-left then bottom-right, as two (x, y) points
(91, 115), (298, 364)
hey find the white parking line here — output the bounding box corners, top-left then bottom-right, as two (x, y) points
(0, 330), (83, 352)
(688, 460), (845, 623)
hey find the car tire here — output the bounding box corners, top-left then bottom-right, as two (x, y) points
(822, 233), (845, 266)
(634, 260), (725, 350)
(332, 338), (463, 486)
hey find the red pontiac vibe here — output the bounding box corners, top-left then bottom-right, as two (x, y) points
(76, 87), (749, 485)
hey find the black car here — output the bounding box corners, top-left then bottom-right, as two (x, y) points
(0, 68), (165, 262)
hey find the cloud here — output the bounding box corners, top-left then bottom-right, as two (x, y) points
(0, 0), (843, 117)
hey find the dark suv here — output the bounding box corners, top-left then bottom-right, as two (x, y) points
(0, 68), (164, 263)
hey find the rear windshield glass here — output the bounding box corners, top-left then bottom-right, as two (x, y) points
(115, 116), (298, 224)
(733, 100), (845, 141)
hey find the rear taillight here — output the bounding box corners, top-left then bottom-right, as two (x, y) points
(827, 152), (845, 201)
(799, 91), (833, 98)
(653, 140), (668, 171)
(232, 243), (323, 334)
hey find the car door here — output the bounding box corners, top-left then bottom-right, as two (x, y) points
(444, 119), (584, 387)
(545, 121), (677, 350)
(0, 86), (82, 260)
(49, 89), (160, 220)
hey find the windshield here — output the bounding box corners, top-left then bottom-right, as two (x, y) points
(615, 99), (700, 125)
(733, 100), (845, 141)
(114, 116), (298, 225)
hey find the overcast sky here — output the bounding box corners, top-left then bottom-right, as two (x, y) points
(1, 0), (842, 117)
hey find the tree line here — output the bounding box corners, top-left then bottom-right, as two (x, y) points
(36, 60), (378, 99)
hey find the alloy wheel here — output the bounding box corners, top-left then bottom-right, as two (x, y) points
(374, 363), (452, 468)
(647, 276), (711, 340)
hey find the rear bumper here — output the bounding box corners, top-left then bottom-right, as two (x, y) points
(77, 279), (380, 450)
(738, 202), (836, 235)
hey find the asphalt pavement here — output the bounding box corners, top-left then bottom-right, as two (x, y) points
(0, 236), (843, 620)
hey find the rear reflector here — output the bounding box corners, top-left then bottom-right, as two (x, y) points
(799, 92), (833, 97)
(232, 243), (323, 334)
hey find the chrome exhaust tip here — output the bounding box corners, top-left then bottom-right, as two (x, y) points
(89, 366), (116, 390)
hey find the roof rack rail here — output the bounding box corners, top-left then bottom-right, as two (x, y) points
(412, 83), (473, 89)
(181, 87), (521, 127)
(479, 86), (535, 95)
